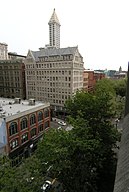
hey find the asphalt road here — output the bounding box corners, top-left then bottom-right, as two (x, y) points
(50, 119), (67, 130)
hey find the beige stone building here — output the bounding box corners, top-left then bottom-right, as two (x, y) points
(0, 43), (8, 60)
(83, 70), (88, 91)
(25, 9), (84, 116)
(25, 47), (84, 114)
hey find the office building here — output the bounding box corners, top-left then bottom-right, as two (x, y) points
(0, 58), (26, 99)
(25, 9), (84, 117)
(25, 47), (84, 115)
(83, 70), (88, 91)
(0, 42), (8, 60)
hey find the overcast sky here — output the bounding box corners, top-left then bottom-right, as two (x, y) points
(1, 0), (129, 71)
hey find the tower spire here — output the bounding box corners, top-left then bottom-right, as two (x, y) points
(48, 9), (60, 48)
(48, 8), (60, 25)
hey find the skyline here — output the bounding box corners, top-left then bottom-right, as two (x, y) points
(0, 0), (129, 71)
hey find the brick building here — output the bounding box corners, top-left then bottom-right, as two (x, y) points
(0, 98), (50, 159)
(84, 70), (105, 92)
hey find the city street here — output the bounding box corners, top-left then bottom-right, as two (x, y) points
(50, 118), (73, 131)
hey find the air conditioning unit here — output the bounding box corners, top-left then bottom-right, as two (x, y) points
(15, 98), (21, 104)
(29, 99), (35, 106)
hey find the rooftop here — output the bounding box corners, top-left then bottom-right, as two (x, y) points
(31, 46), (79, 62)
(0, 98), (50, 121)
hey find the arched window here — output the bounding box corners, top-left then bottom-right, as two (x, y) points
(45, 121), (49, 129)
(44, 108), (49, 118)
(21, 132), (28, 143)
(9, 122), (18, 136)
(30, 128), (36, 138)
(20, 117), (28, 130)
(38, 124), (44, 132)
(30, 114), (36, 126)
(38, 111), (43, 122)
(10, 138), (18, 150)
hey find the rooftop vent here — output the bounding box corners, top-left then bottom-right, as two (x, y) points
(15, 98), (21, 104)
(0, 107), (3, 112)
(29, 99), (35, 106)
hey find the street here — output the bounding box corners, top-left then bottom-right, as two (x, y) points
(50, 118), (73, 131)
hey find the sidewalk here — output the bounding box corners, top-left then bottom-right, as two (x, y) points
(52, 117), (65, 122)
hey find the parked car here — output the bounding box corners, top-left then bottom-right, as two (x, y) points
(58, 126), (62, 130)
(58, 121), (66, 126)
(41, 180), (52, 191)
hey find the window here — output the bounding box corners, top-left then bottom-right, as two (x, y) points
(45, 121), (49, 129)
(38, 124), (44, 132)
(30, 114), (36, 126)
(30, 128), (36, 138)
(44, 109), (49, 118)
(21, 132), (28, 143)
(9, 122), (18, 136)
(20, 118), (28, 130)
(38, 111), (43, 122)
(10, 138), (18, 150)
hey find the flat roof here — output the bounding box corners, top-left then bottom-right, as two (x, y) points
(0, 98), (50, 121)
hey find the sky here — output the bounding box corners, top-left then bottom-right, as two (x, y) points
(1, 0), (129, 71)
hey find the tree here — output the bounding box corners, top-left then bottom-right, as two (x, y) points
(65, 88), (120, 192)
(113, 78), (127, 97)
(0, 155), (43, 192)
(0, 79), (121, 192)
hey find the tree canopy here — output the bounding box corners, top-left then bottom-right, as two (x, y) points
(0, 78), (122, 192)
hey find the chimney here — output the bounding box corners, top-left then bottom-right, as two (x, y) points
(29, 99), (35, 106)
(15, 98), (21, 104)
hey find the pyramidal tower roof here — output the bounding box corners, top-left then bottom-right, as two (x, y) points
(48, 8), (60, 25)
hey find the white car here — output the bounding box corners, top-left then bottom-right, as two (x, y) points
(41, 180), (52, 191)
(58, 121), (66, 126)
(58, 126), (62, 130)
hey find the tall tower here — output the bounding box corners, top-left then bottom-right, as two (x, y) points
(48, 8), (61, 49)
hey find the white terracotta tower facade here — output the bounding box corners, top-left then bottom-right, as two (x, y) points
(48, 8), (61, 49)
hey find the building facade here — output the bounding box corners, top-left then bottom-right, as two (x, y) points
(83, 70), (88, 91)
(48, 8), (61, 49)
(0, 43), (8, 60)
(85, 70), (105, 92)
(0, 98), (50, 159)
(25, 47), (84, 115)
(25, 9), (84, 117)
(0, 59), (26, 99)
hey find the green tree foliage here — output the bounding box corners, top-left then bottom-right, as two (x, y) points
(65, 88), (120, 192)
(113, 78), (127, 97)
(0, 155), (44, 192)
(95, 78), (126, 118)
(0, 157), (18, 192)
(0, 78), (122, 192)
